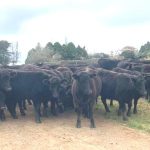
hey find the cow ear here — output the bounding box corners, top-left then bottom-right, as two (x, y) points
(42, 79), (50, 85)
(10, 71), (17, 78)
(90, 73), (96, 78)
(72, 74), (79, 80)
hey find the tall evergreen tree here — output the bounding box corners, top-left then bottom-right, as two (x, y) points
(0, 40), (11, 65)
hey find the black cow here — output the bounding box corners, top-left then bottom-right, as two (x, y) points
(72, 67), (102, 128)
(98, 69), (146, 120)
(15, 64), (65, 116)
(0, 69), (14, 121)
(117, 61), (138, 70)
(5, 70), (54, 123)
(113, 67), (147, 114)
(98, 58), (120, 70)
(126, 64), (150, 102)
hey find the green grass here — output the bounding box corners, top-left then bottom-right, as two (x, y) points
(96, 98), (150, 133)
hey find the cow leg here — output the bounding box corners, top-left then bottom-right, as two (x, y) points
(56, 101), (64, 113)
(23, 100), (27, 110)
(133, 98), (138, 114)
(42, 100), (49, 117)
(120, 101), (128, 121)
(89, 103), (96, 128)
(18, 100), (26, 116)
(147, 90), (150, 102)
(23, 100), (32, 110)
(83, 104), (90, 118)
(33, 100), (42, 123)
(7, 101), (18, 119)
(28, 99), (32, 105)
(110, 99), (113, 107)
(101, 98), (110, 112)
(76, 106), (82, 128)
(118, 102), (122, 116)
(146, 92), (148, 100)
(51, 100), (58, 116)
(127, 101), (132, 117)
(0, 109), (5, 121)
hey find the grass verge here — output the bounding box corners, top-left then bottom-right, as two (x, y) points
(96, 98), (150, 133)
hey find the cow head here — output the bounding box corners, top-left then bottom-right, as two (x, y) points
(73, 71), (96, 97)
(0, 71), (12, 92)
(132, 75), (147, 97)
(43, 76), (64, 112)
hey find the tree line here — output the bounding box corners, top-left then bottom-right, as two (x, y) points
(120, 42), (150, 59)
(0, 40), (19, 65)
(25, 42), (88, 64)
(0, 40), (150, 65)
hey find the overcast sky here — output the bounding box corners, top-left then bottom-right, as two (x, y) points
(0, 0), (150, 64)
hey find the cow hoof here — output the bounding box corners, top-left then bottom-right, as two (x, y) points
(76, 122), (81, 128)
(43, 109), (49, 117)
(106, 109), (110, 113)
(76, 124), (81, 128)
(127, 112), (131, 117)
(123, 117), (128, 121)
(58, 106), (64, 113)
(52, 112), (58, 116)
(133, 110), (137, 114)
(36, 120), (41, 123)
(1, 116), (6, 121)
(90, 124), (96, 128)
(51, 110), (58, 116)
(13, 116), (18, 119)
(58, 109), (64, 113)
(118, 111), (121, 116)
(74, 108), (77, 113)
(21, 112), (26, 116)
(24, 107), (27, 110)
(43, 113), (49, 118)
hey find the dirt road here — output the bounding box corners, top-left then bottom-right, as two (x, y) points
(0, 107), (150, 150)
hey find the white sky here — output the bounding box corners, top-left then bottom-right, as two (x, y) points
(0, 0), (150, 64)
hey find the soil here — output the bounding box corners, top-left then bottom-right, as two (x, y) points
(0, 106), (150, 150)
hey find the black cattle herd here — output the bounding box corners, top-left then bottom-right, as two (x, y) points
(0, 58), (150, 128)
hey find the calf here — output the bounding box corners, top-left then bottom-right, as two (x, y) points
(72, 67), (102, 128)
